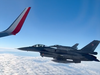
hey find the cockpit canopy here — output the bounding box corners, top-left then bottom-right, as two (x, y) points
(33, 44), (46, 47)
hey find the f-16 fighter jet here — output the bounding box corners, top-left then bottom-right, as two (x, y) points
(18, 40), (100, 63)
(0, 7), (31, 38)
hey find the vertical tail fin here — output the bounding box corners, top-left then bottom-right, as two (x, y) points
(80, 40), (100, 53)
(72, 43), (79, 49)
(0, 7), (31, 37)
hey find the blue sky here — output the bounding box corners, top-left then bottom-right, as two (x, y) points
(0, 0), (100, 56)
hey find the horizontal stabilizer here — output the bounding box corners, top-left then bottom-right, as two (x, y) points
(0, 7), (31, 37)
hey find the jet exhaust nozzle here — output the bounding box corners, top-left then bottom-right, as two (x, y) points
(90, 52), (98, 55)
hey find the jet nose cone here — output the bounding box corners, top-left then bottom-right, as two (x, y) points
(17, 46), (37, 51)
(17, 47), (28, 51)
(17, 48), (23, 50)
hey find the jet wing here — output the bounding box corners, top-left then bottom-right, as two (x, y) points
(0, 7), (31, 38)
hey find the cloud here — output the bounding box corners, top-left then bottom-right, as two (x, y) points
(0, 54), (100, 75)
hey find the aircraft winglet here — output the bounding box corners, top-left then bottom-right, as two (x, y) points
(0, 7), (31, 37)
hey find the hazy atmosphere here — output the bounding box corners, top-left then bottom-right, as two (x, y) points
(0, 0), (100, 75)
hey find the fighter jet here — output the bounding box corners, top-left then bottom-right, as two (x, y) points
(18, 40), (100, 63)
(0, 7), (31, 38)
